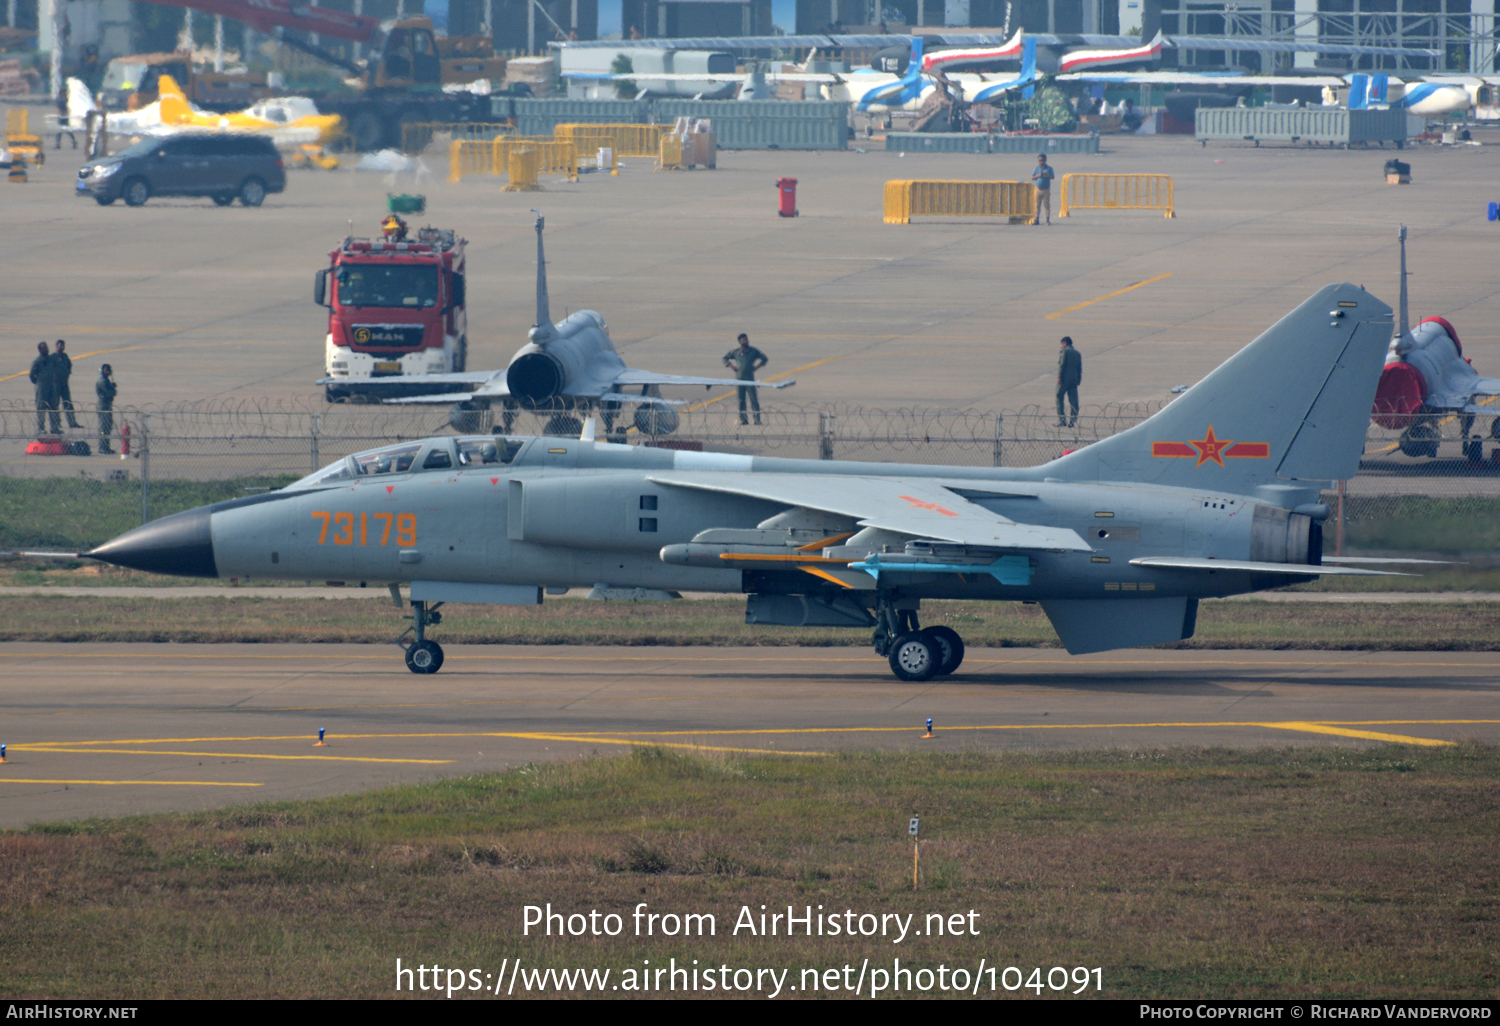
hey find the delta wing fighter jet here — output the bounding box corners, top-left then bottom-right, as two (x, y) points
(320, 215), (794, 436)
(89, 283), (1411, 680)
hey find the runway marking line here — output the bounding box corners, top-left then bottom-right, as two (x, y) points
(22, 746), (453, 765)
(0, 779), (263, 787)
(1045, 273), (1175, 321)
(21, 651), (1500, 671)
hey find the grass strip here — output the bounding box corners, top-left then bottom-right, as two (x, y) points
(3, 745), (1497, 998)
(2, 594), (1499, 649)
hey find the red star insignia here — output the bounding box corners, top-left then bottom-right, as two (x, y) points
(1189, 425), (1233, 467)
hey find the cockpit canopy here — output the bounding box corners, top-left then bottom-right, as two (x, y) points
(285, 436), (529, 490)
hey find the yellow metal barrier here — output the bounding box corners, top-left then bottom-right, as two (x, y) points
(402, 120), (510, 154)
(448, 138), (577, 183)
(1058, 173), (1175, 219)
(5, 108), (43, 165)
(883, 180), (1034, 225)
(503, 149), (541, 192)
(554, 123), (663, 160)
(658, 133), (686, 170)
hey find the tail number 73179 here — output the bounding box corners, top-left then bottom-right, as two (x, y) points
(311, 511), (416, 546)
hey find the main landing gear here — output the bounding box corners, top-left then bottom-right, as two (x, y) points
(871, 593), (965, 682)
(399, 599), (445, 674)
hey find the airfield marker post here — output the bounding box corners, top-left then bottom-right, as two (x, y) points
(909, 816), (921, 890)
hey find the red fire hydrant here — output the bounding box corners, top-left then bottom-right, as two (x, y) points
(120, 420), (130, 457)
(776, 177), (798, 218)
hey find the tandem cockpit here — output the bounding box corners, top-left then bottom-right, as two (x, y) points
(286, 435), (531, 490)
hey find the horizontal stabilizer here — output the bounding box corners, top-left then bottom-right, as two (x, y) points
(383, 391), (482, 404)
(318, 371), (496, 387)
(1321, 556), (1453, 565)
(615, 369), (796, 390)
(1130, 556), (1409, 576)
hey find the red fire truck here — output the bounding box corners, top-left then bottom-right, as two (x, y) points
(316, 227), (467, 401)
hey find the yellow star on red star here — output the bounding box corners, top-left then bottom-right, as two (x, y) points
(1189, 425), (1234, 467)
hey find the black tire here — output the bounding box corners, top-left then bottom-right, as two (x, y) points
(122, 177), (149, 207)
(454, 337), (467, 373)
(350, 111), (387, 151)
(94, 194), (115, 206)
(888, 633), (938, 682)
(1464, 438), (1484, 463)
(405, 640), (444, 674)
(238, 177), (266, 207)
(921, 626), (965, 675)
(211, 193), (234, 206)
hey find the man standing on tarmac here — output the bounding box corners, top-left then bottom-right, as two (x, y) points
(1057, 336), (1082, 428)
(53, 340), (83, 429)
(723, 333), (768, 426)
(29, 341), (60, 436)
(1031, 153), (1055, 226)
(96, 364), (118, 454)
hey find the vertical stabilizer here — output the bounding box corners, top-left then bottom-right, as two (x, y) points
(1044, 284), (1392, 495)
(157, 75), (193, 124)
(1021, 39), (1037, 98)
(529, 211), (555, 344)
(1348, 73), (1369, 110)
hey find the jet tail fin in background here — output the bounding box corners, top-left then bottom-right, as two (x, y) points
(156, 74), (193, 124)
(529, 212), (556, 344)
(1047, 284), (1392, 496)
(1348, 73), (1369, 109)
(1021, 38), (1037, 99)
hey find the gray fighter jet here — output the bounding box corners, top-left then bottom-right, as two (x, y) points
(319, 214), (795, 436)
(89, 282), (1411, 680)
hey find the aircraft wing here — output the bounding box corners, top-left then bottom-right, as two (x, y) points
(382, 391), (484, 404)
(613, 369), (796, 390)
(1425, 379), (1500, 411)
(648, 472), (1092, 551)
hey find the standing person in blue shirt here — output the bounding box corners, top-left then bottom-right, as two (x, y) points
(1031, 153), (1055, 226)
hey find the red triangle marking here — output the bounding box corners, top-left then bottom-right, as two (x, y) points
(386, 485), (395, 493)
(490, 478), (499, 485)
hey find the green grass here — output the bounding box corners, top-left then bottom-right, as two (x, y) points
(1341, 497), (1500, 555)
(3, 745), (1497, 998)
(1, 594), (1498, 649)
(0, 476), (297, 550)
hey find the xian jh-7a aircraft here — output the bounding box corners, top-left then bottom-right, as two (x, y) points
(320, 215), (794, 435)
(90, 281), (1421, 680)
(81, 74), (343, 146)
(1372, 229), (1500, 459)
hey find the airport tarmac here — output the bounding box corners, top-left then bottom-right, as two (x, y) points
(2, 642), (1497, 829)
(4, 131), (1499, 412)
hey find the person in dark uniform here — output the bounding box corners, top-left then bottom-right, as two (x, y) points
(29, 341), (60, 436)
(95, 364), (117, 454)
(723, 333), (768, 426)
(1056, 336), (1082, 428)
(53, 340), (83, 429)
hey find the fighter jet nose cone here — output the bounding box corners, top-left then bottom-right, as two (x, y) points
(86, 506), (218, 578)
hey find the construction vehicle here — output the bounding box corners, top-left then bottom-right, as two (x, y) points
(99, 51), (274, 113)
(131, 0), (511, 149)
(317, 226), (469, 401)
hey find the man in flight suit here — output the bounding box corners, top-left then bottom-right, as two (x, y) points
(1057, 336), (1082, 428)
(29, 341), (60, 436)
(53, 340), (83, 429)
(96, 364), (118, 454)
(723, 333), (768, 426)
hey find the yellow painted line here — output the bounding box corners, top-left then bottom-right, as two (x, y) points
(1268, 722), (1452, 746)
(23, 746), (453, 765)
(0, 779), (262, 787)
(1045, 273), (1175, 321)
(0, 339), (294, 384)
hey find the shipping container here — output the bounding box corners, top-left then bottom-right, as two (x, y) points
(655, 100), (849, 149)
(885, 133), (1101, 154)
(1194, 107), (1407, 147)
(511, 98), (649, 136)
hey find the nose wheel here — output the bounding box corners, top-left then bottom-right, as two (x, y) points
(397, 598), (447, 674)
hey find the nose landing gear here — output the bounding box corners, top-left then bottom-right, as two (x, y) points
(398, 599), (445, 674)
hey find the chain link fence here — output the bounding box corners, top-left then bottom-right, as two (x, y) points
(2, 398), (1497, 550)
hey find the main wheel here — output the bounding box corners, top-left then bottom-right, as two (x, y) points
(405, 640), (444, 674)
(94, 194), (115, 206)
(350, 111), (386, 151)
(238, 177), (266, 207)
(212, 193), (234, 206)
(888, 633), (938, 682)
(122, 177), (149, 207)
(921, 626), (965, 675)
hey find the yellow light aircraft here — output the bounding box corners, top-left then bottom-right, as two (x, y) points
(152, 74), (343, 145)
